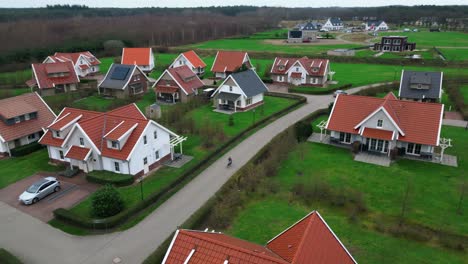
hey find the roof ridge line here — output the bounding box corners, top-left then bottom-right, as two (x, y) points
(181, 230), (288, 263)
(290, 214), (316, 264)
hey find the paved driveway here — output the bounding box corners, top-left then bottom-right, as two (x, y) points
(0, 173), (98, 222)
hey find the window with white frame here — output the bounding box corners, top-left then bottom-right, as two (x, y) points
(311, 78), (318, 84)
(79, 137), (84, 146)
(246, 98), (252, 105)
(143, 135), (147, 144)
(296, 67), (300, 72)
(143, 157), (148, 165)
(54, 131), (60, 138)
(339, 132), (351, 143)
(406, 143), (422, 155)
(229, 86), (233, 92)
(153, 130), (158, 139)
(28, 133), (36, 140)
(155, 150), (160, 160)
(59, 150), (64, 160)
(114, 162), (120, 172)
(377, 119), (383, 128)
(111, 141), (118, 149)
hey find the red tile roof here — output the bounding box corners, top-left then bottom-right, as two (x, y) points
(326, 93), (444, 146)
(104, 121), (138, 141)
(65, 146), (91, 160)
(266, 211), (356, 264)
(163, 211), (356, 264)
(182, 50), (206, 68)
(121, 48), (152, 66)
(51, 51), (101, 66)
(362, 127), (394, 140)
(163, 230), (288, 264)
(157, 66), (204, 95)
(271, 57), (329, 77)
(0, 93), (56, 142)
(30, 62), (79, 89)
(211, 51), (249, 73)
(155, 86), (179, 94)
(290, 72), (302, 78)
(40, 104), (151, 160)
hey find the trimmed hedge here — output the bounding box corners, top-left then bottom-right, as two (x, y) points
(0, 248), (22, 264)
(289, 83), (352, 95)
(10, 142), (43, 157)
(86, 171), (134, 186)
(53, 93), (306, 230)
(143, 108), (329, 264)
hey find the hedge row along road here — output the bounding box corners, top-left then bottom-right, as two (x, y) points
(0, 85), (377, 264)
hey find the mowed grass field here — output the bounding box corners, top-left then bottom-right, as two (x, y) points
(438, 48), (468, 61)
(223, 125), (468, 263)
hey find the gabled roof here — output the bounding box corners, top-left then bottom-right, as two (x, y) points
(214, 69), (268, 98)
(47, 51), (100, 66)
(271, 56), (329, 77)
(121, 48), (152, 66)
(302, 21), (319, 31)
(182, 50), (206, 68)
(99, 64), (146, 90)
(267, 211), (356, 264)
(162, 230), (288, 264)
(29, 62), (79, 89)
(162, 211), (356, 264)
(366, 20), (385, 27)
(0, 93), (56, 142)
(65, 146), (92, 161)
(154, 65), (204, 95)
(39, 104), (174, 161)
(399, 70), (443, 100)
(326, 93), (444, 146)
(328, 17), (343, 25)
(211, 51), (249, 73)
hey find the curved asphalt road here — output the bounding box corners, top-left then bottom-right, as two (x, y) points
(0, 84), (382, 264)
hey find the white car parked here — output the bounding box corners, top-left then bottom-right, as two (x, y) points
(19, 177), (60, 205)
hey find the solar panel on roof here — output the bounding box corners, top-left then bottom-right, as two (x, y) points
(111, 67), (130, 80)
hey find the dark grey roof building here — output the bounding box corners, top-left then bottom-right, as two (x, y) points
(398, 70), (443, 102)
(229, 69), (269, 97)
(98, 63), (149, 99)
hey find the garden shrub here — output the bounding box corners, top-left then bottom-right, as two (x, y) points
(86, 171), (134, 186)
(295, 121), (313, 142)
(351, 141), (360, 154)
(91, 185), (124, 218)
(10, 142), (43, 157)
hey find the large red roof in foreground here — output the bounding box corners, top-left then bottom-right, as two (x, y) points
(211, 51), (249, 73)
(121, 48), (152, 66)
(326, 93), (443, 146)
(163, 211), (356, 264)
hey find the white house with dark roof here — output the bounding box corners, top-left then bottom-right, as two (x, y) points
(398, 70), (443, 102)
(364, 20), (388, 31)
(322, 18), (344, 31)
(211, 69), (268, 113)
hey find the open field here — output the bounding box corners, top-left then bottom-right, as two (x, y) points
(222, 124), (468, 264)
(0, 149), (63, 189)
(375, 31), (468, 47)
(68, 95), (297, 218)
(438, 48), (468, 61)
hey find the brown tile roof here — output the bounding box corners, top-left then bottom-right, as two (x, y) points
(121, 48), (152, 66)
(362, 127), (394, 140)
(65, 146), (91, 160)
(326, 93), (444, 146)
(182, 50), (206, 68)
(161, 66), (204, 95)
(271, 57), (329, 77)
(30, 62), (79, 89)
(104, 121), (138, 141)
(0, 93), (56, 142)
(211, 51), (249, 73)
(51, 51), (101, 66)
(40, 104), (151, 161)
(163, 211), (356, 264)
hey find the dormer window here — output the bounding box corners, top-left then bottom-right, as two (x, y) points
(312, 67), (319, 72)
(54, 131), (60, 138)
(377, 119), (383, 128)
(14, 117), (20, 124)
(279, 65), (285, 71)
(111, 140), (118, 149)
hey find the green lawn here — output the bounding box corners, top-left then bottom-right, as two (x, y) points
(0, 149), (62, 189)
(461, 85), (468, 105)
(0, 248), (22, 264)
(440, 48), (468, 61)
(222, 125), (468, 263)
(375, 31), (468, 48)
(69, 95), (297, 218)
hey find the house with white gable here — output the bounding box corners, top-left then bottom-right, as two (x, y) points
(211, 69), (268, 113)
(169, 50), (207, 76)
(43, 51), (101, 77)
(364, 20), (389, 31)
(121, 48), (155, 72)
(270, 56), (330, 86)
(322, 18), (344, 31)
(39, 104), (185, 176)
(326, 92), (444, 159)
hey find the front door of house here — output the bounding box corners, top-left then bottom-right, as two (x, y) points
(368, 138), (389, 153)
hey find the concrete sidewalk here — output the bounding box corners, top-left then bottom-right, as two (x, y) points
(0, 84), (375, 264)
(443, 119), (467, 128)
